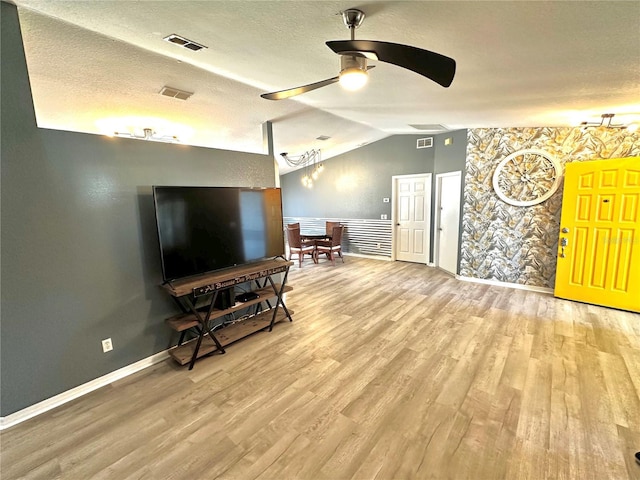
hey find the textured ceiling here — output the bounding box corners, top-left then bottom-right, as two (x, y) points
(9, 0), (640, 173)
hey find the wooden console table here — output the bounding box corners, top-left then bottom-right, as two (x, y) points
(162, 258), (293, 369)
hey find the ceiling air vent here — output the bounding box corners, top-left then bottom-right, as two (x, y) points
(416, 137), (433, 149)
(163, 34), (207, 52)
(159, 86), (193, 101)
(409, 124), (449, 133)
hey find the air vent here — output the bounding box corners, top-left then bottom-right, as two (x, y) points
(159, 86), (193, 101)
(409, 124), (449, 133)
(416, 137), (433, 149)
(163, 34), (207, 52)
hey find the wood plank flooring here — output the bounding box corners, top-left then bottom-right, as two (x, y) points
(2, 256), (640, 479)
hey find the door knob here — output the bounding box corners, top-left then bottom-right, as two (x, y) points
(562, 227), (569, 233)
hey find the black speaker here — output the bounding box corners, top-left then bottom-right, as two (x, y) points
(213, 288), (235, 310)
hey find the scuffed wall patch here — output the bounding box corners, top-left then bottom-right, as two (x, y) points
(461, 127), (640, 288)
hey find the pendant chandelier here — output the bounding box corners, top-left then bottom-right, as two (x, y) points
(280, 149), (325, 188)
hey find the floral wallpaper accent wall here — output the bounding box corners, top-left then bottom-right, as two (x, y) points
(460, 127), (640, 288)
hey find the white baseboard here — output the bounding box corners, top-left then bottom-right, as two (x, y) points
(456, 275), (554, 294)
(0, 350), (170, 431)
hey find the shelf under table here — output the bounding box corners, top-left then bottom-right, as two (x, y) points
(168, 308), (293, 366)
(165, 284), (292, 331)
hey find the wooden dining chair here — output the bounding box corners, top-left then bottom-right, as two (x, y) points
(315, 225), (345, 266)
(325, 221), (341, 238)
(287, 222), (316, 248)
(285, 226), (316, 267)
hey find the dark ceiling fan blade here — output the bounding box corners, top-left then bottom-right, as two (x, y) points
(326, 40), (456, 88)
(260, 66), (375, 100)
(261, 76), (340, 100)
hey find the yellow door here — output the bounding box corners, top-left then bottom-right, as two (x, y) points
(554, 157), (640, 312)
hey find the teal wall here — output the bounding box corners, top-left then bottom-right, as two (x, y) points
(0, 2), (276, 416)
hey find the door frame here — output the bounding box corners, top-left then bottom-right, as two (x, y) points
(391, 173), (432, 263)
(434, 171), (462, 274)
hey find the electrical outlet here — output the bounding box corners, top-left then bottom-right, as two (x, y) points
(102, 338), (113, 353)
(377, 243), (381, 249)
(381, 214), (388, 220)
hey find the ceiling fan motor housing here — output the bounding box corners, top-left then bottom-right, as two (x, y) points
(342, 9), (365, 30)
(341, 54), (367, 73)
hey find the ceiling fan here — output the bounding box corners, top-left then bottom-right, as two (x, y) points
(261, 8), (456, 100)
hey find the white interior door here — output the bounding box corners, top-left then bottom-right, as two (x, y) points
(393, 174), (431, 264)
(435, 171), (462, 275)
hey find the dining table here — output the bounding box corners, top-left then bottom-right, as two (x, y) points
(300, 233), (331, 241)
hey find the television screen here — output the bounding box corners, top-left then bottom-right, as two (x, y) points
(153, 186), (285, 281)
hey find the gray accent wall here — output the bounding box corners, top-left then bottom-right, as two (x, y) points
(434, 129), (467, 174)
(280, 130), (468, 262)
(281, 135), (438, 219)
(1, 2), (276, 416)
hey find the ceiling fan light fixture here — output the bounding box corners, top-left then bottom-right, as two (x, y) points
(339, 55), (368, 91)
(339, 68), (368, 91)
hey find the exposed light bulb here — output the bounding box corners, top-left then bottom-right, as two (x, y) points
(302, 175), (315, 188)
(339, 55), (369, 91)
(339, 68), (369, 91)
(312, 169), (319, 180)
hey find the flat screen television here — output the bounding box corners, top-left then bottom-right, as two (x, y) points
(152, 186), (285, 282)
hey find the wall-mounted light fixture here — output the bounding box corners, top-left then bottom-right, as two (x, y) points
(114, 128), (179, 143)
(98, 117), (193, 143)
(280, 149), (324, 188)
(580, 113), (638, 132)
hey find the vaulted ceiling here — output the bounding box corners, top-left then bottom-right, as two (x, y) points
(10, 0), (640, 173)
